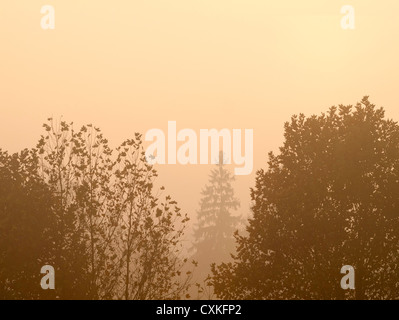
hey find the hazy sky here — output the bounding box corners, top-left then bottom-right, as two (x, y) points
(1, 0), (399, 224)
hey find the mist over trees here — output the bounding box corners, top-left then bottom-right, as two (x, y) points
(1, 97), (399, 300)
(191, 151), (241, 298)
(0, 119), (192, 300)
(212, 97), (399, 299)
(193, 151), (241, 270)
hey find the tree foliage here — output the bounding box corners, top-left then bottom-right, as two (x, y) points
(193, 151), (240, 273)
(212, 97), (399, 299)
(0, 149), (59, 299)
(0, 119), (192, 299)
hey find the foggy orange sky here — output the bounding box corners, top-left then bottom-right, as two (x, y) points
(1, 0), (399, 227)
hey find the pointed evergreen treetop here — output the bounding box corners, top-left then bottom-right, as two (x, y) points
(193, 151), (241, 264)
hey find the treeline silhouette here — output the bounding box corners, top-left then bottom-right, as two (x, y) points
(0, 119), (192, 300)
(1, 97), (399, 300)
(212, 97), (399, 299)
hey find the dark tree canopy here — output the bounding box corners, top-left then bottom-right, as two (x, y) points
(212, 97), (399, 299)
(0, 120), (192, 300)
(0, 150), (58, 299)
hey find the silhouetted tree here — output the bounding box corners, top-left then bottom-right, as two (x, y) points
(0, 149), (59, 299)
(212, 97), (399, 300)
(193, 151), (240, 278)
(1, 118), (194, 300)
(113, 137), (192, 299)
(37, 120), (102, 299)
(35, 119), (192, 299)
